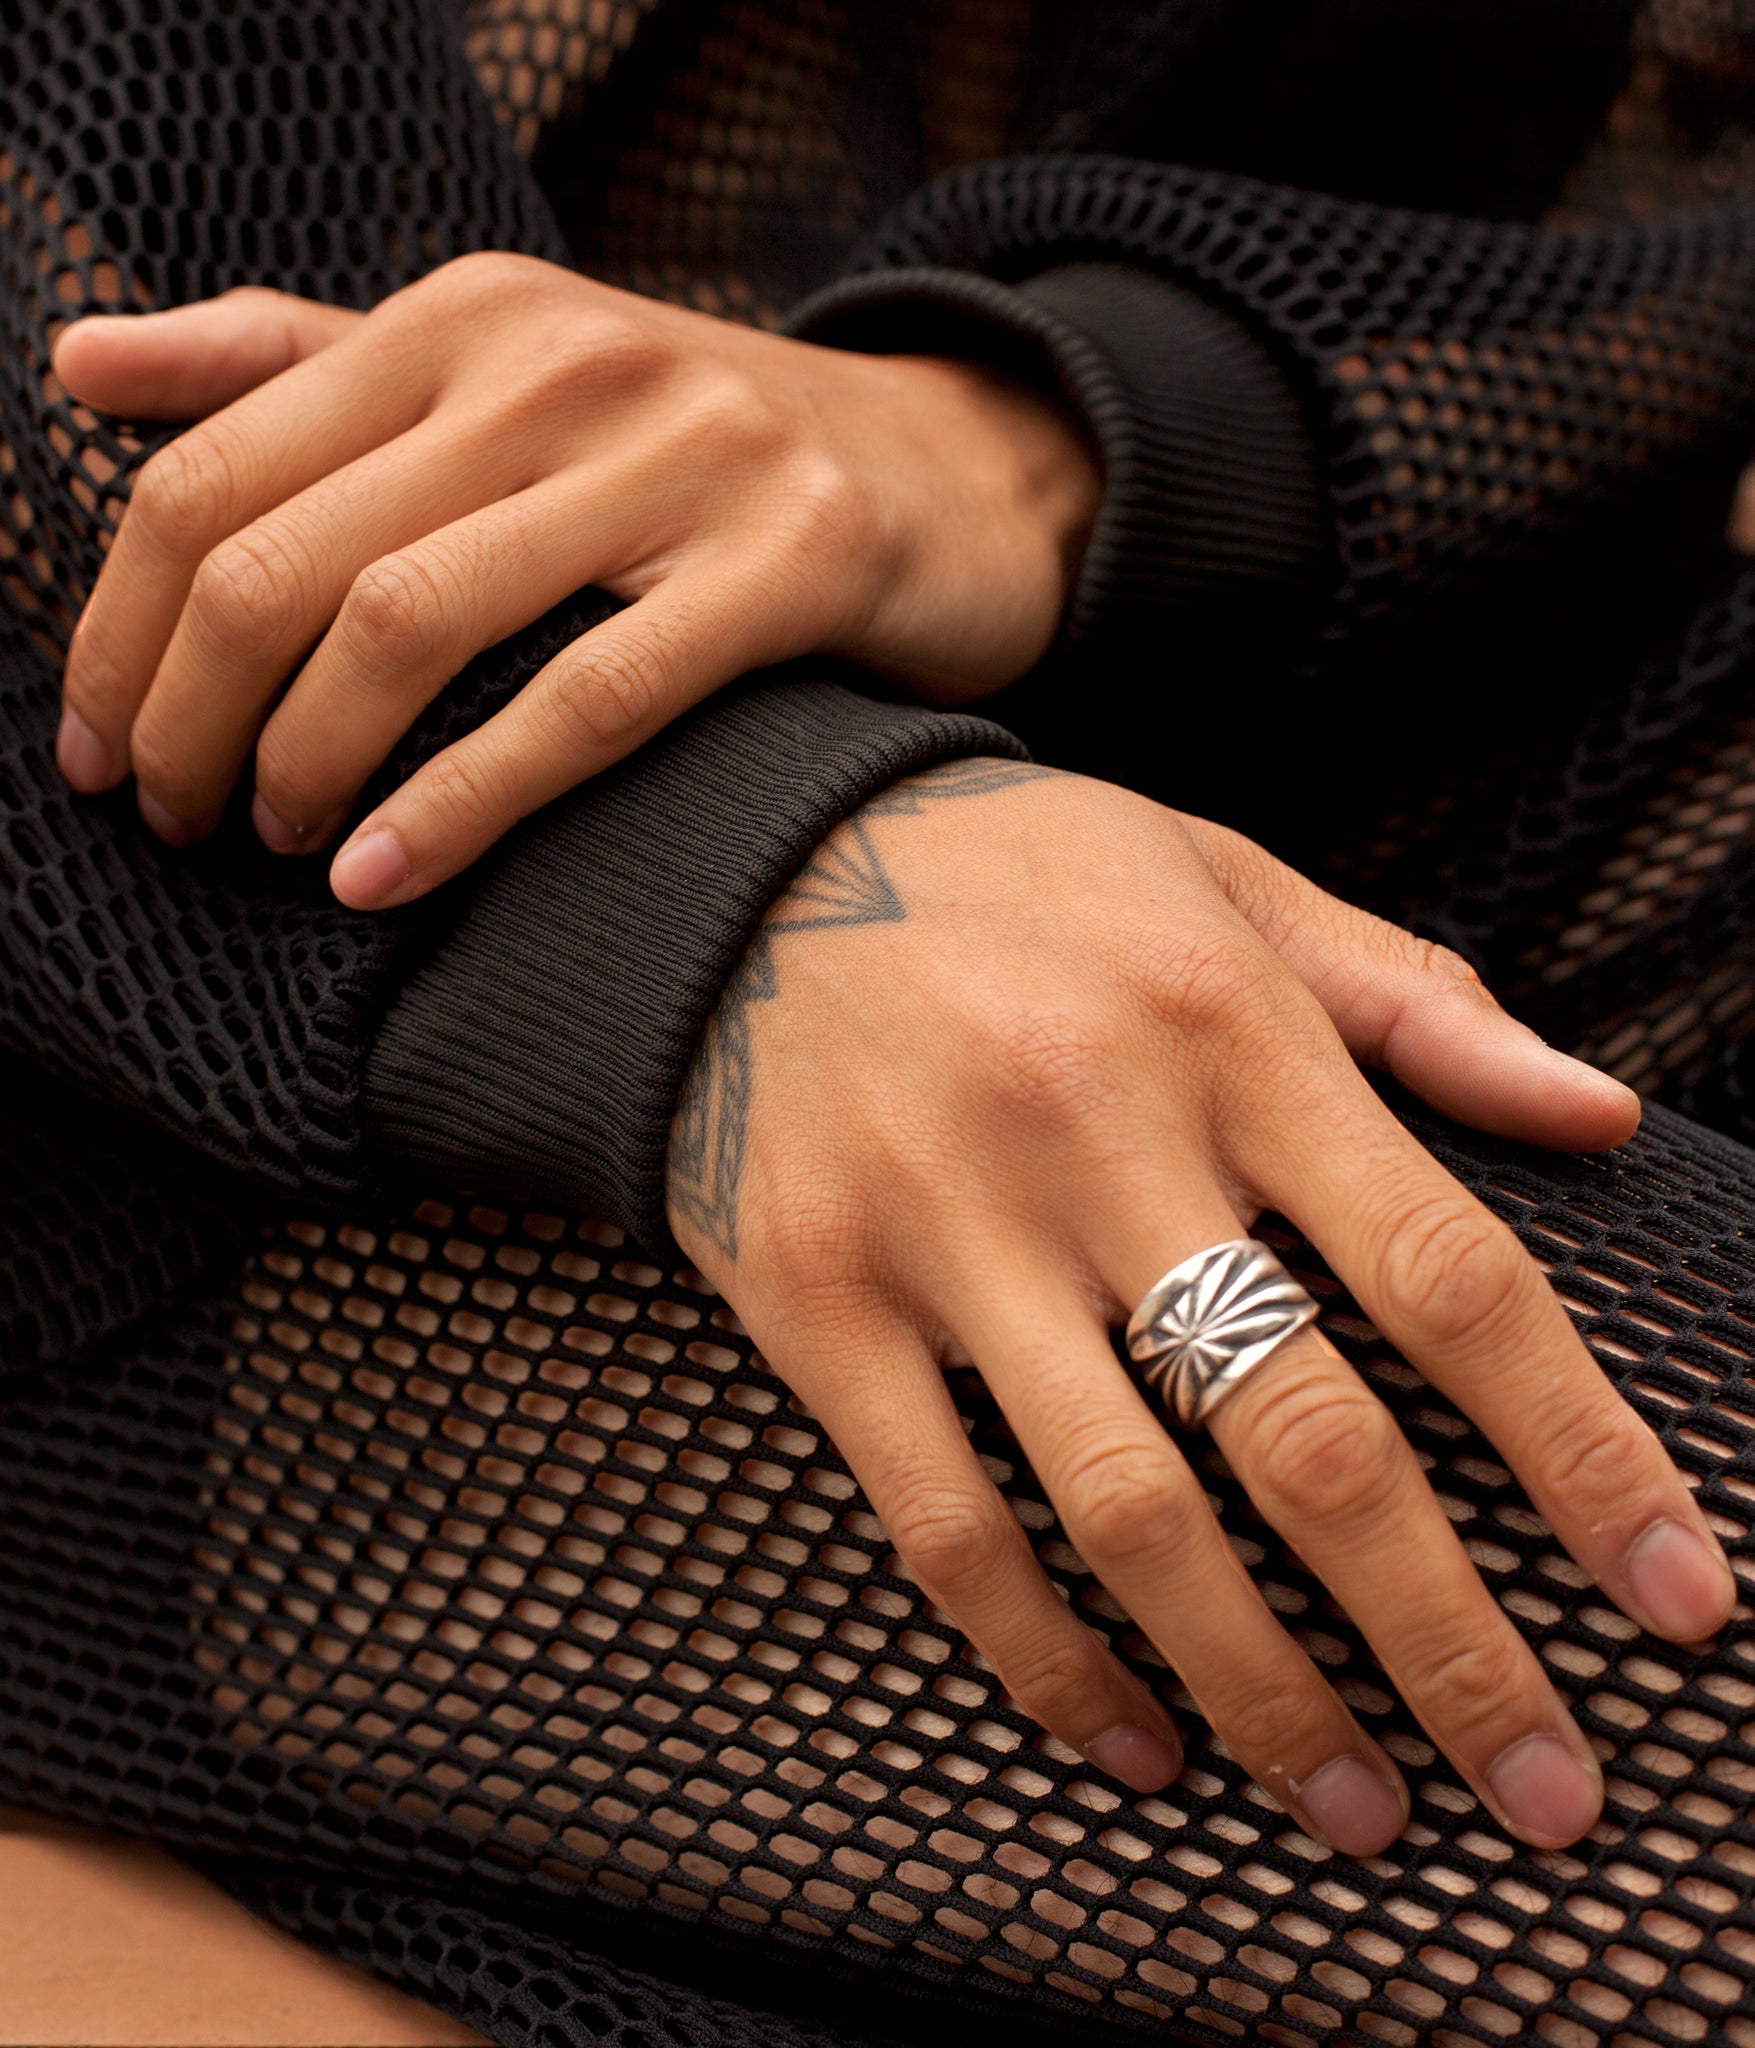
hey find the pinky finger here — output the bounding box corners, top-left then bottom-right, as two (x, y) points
(795, 1324), (1185, 1796)
(327, 569), (772, 909)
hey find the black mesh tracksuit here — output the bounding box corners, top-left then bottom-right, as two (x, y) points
(4, 4), (1755, 2043)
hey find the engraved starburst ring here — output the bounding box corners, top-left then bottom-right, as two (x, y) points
(1125, 1239), (1320, 1429)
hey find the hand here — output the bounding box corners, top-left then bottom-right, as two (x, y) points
(666, 761), (1736, 1856)
(50, 261), (1097, 905)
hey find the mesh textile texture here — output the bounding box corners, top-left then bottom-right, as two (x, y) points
(10, 4), (1755, 2046)
(0, 0), (572, 1201)
(9, 0), (1755, 1221)
(4, 1096), (1755, 2048)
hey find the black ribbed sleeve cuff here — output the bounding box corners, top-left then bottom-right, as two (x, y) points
(364, 674), (1025, 1249)
(787, 263), (1325, 661)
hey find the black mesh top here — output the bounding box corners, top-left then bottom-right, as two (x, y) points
(7, 5), (1755, 2047)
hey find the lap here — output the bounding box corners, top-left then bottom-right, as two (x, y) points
(5, 1089), (1750, 2044)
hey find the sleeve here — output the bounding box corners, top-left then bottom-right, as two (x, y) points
(787, 263), (1326, 676)
(365, 163), (1755, 1253)
(784, 156), (1755, 670)
(362, 671), (1025, 1250)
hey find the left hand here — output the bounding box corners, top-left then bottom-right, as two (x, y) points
(51, 257), (1099, 906)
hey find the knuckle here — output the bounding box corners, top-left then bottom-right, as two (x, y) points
(187, 528), (293, 642)
(129, 438), (231, 553)
(253, 724), (335, 823)
(1153, 926), (1284, 1043)
(1408, 936), (1484, 991)
(1066, 1447), (1179, 1561)
(1404, 1629), (1532, 1743)
(1218, 1684), (1330, 1767)
(428, 249), (545, 304)
(419, 745), (508, 837)
(1532, 1401), (1654, 1508)
(341, 555), (445, 667)
(549, 641), (663, 752)
(674, 367), (775, 445)
(769, 451), (866, 561)
(126, 719), (186, 801)
(1003, 1638), (1110, 1730)
(984, 1009), (1119, 1128)
(741, 1178), (874, 1310)
(887, 1485), (1011, 1596)
(1242, 1375), (1402, 1528)
(1376, 1194), (1532, 1349)
(568, 311), (664, 389)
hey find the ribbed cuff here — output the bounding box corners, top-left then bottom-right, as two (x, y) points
(365, 673), (1025, 1250)
(787, 263), (1325, 660)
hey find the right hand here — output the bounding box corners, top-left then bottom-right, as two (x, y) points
(666, 760), (1737, 1858)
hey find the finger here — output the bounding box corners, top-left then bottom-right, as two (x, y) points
(250, 463), (689, 854)
(1083, 1190), (1608, 1848)
(1219, 1327), (1605, 1848)
(942, 1236), (1411, 1859)
(1182, 812), (1640, 1151)
(58, 322), (431, 794)
(766, 1315), (1185, 1795)
(52, 290), (362, 421)
(328, 565), (780, 908)
(126, 416), (537, 842)
(1236, 1049), (1737, 1652)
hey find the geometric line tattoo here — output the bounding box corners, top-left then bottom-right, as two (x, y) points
(666, 756), (1056, 1259)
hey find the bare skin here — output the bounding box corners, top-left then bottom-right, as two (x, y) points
(50, 263), (1098, 906)
(47, 258), (1737, 1861)
(0, 1804), (486, 2047)
(666, 764), (1736, 1857)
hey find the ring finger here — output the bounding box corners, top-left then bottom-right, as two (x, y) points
(942, 1229), (1413, 1858)
(1088, 1194), (1604, 1850)
(758, 1312), (1187, 1794)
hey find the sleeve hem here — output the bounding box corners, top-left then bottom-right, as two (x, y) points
(364, 673), (1026, 1252)
(787, 263), (1326, 660)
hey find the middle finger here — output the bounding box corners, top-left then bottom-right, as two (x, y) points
(127, 413), (534, 840)
(1086, 1189), (1606, 1848)
(942, 1240), (1414, 1857)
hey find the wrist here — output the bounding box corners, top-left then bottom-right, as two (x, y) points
(919, 354), (1101, 599)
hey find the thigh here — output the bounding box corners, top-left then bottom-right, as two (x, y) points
(4, 1093), (1751, 2044)
(0, 1804), (486, 2047)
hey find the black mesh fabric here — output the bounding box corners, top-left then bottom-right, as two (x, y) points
(12, 0), (1755, 1230)
(9, 4), (1755, 2046)
(5, 1097), (1755, 2047)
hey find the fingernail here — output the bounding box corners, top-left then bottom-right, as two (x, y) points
(137, 787), (199, 846)
(1625, 1517), (1736, 1641)
(1486, 1732), (1601, 1846)
(1290, 1754), (1408, 1858)
(330, 825), (409, 908)
(56, 705), (115, 791)
(1084, 1722), (1180, 1794)
(252, 790), (307, 854)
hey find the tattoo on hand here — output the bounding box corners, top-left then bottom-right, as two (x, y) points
(667, 757), (1055, 1260)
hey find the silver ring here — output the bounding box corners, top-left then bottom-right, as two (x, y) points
(1126, 1238), (1319, 1429)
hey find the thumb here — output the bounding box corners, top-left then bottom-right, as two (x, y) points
(52, 287), (362, 419)
(1183, 812), (1641, 1152)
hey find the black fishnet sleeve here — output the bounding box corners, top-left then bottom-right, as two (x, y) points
(0, 1), (1017, 1259)
(790, 155), (1755, 672)
(789, 263), (1327, 677)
